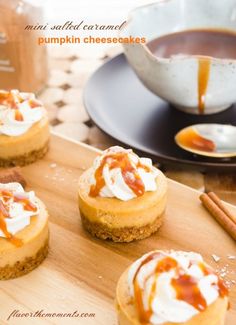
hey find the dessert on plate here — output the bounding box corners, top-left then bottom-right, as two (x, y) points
(116, 250), (229, 325)
(0, 182), (49, 280)
(0, 89), (50, 167)
(78, 146), (167, 242)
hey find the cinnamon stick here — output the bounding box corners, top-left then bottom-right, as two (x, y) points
(200, 193), (236, 241)
(208, 192), (236, 225)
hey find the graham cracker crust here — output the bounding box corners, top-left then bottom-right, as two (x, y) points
(81, 213), (164, 242)
(0, 239), (49, 280)
(0, 141), (49, 167)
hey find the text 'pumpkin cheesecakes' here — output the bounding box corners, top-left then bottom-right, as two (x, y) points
(78, 146), (167, 242)
(0, 89), (50, 167)
(116, 250), (229, 325)
(0, 183), (49, 280)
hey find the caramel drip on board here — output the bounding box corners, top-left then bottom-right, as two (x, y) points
(176, 127), (216, 152)
(198, 57), (211, 114)
(89, 152), (150, 197)
(0, 189), (37, 247)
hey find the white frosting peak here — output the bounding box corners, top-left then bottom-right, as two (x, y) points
(0, 183), (39, 238)
(128, 250), (228, 324)
(88, 146), (159, 201)
(0, 89), (45, 136)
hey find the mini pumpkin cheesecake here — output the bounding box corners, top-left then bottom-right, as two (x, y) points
(0, 182), (49, 280)
(116, 250), (229, 325)
(78, 146), (167, 242)
(0, 89), (50, 167)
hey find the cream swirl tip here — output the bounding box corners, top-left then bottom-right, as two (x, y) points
(88, 146), (159, 201)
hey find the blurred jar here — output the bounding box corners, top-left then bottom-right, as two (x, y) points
(0, 0), (48, 93)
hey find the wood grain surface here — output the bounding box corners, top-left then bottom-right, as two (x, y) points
(0, 133), (235, 325)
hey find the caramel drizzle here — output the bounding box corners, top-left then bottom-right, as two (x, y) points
(0, 189), (37, 247)
(133, 253), (177, 323)
(28, 98), (42, 109)
(0, 91), (42, 123)
(172, 274), (207, 311)
(177, 127), (216, 152)
(0, 91), (23, 109)
(133, 252), (164, 323)
(198, 262), (229, 298)
(198, 57), (211, 114)
(14, 109), (24, 121)
(133, 255), (229, 324)
(89, 152), (150, 198)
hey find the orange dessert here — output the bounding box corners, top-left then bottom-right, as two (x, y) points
(116, 250), (229, 325)
(0, 89), (50, 167)
(78, 146), (167, 242)
(0, 182), (49, 280)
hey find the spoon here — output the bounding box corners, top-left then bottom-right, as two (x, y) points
(175, 124), (236, 158)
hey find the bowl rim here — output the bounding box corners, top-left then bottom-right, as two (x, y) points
(120, 0), (236, 64)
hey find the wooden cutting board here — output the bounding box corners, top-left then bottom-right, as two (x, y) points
(0, 134), (235, 325)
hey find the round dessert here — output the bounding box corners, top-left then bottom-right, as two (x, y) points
(0, 89), (50, 167)
(116, 250), (229, 325)
(78, 146), (167, 242)
(0, 182), (49, 280)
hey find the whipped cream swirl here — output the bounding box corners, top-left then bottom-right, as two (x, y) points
(128, 250), (228, 324)
(0, 183), (39, 239)
(0, 89), (44, 136)
(88, 146), (159, 201)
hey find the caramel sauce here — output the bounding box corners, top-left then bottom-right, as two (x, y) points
(172, 274), (207, 311)
(217, 278), (229, 298)
(132, 254), (229, 323)
(147, 29), (236, 114)
(0, 91), (22, 109)
(29, 99), (42, 109)
(0, 200), (23, 247)
(133, 252), (163, 323)
(13, 193), (37, 212)
(0, 189), (37, 247)
(148, 257), (177, 311)
(89, 152), (150, 197)
(198, 261), (229, 298)
(198, 58), (211, 114)
(14, 109), (24, 121)
(176, 127), (216, 152)
(171, 261), (228, 312)
(133, 254), (177, 324)
(0, 91), (8, 102)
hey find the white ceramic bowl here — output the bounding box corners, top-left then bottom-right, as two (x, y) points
(120, 0), (236, 114)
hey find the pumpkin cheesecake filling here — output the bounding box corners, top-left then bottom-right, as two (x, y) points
(78, 146), (167, 242)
